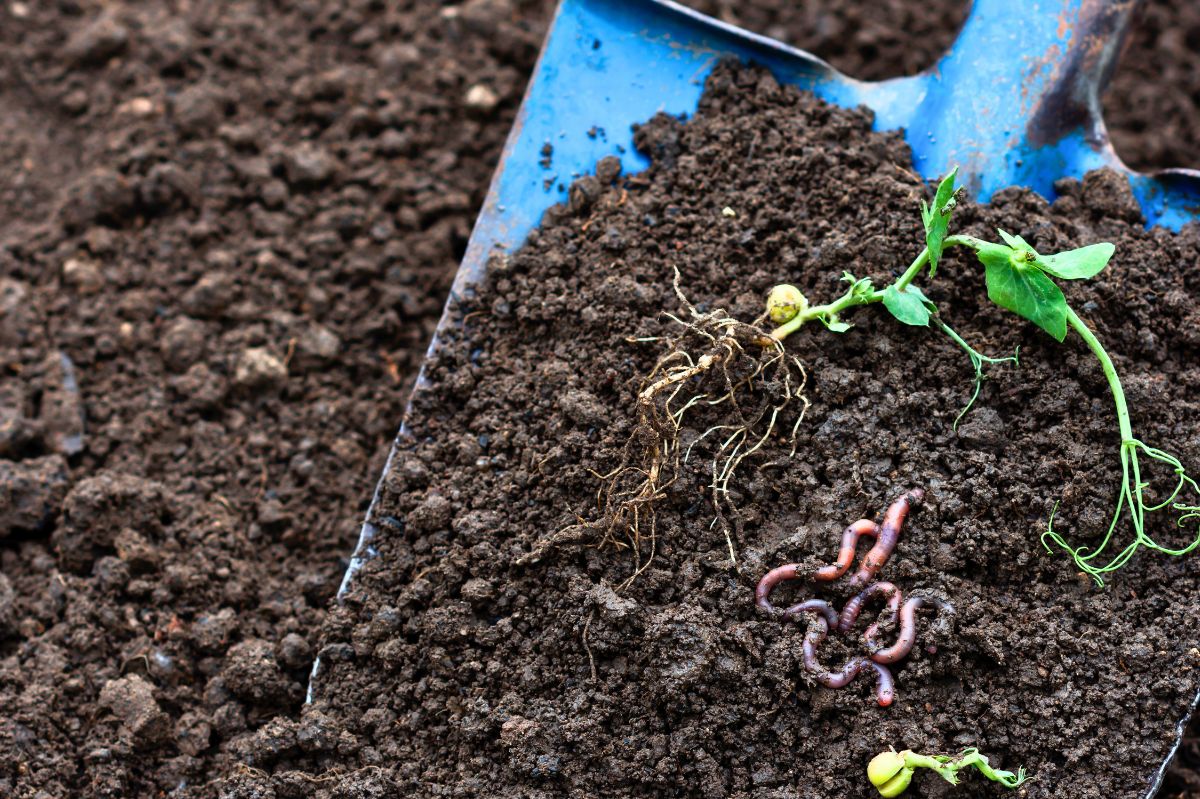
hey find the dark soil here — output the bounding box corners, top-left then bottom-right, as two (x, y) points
(1103, 0), (1200, 172)
(0, 1), (1197, 799)
(291, 62), (1200, 798)
(680, 0), (1200, 172)
(680, 0), (969, 80)
(0, 0), (547, 796)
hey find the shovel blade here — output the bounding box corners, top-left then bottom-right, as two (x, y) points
(328, 2), (1200, 796)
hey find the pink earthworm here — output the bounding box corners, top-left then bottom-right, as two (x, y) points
(782, 598), (839, 629)
(755, 568), (838, 625)
(846, 488), (924, 589)
(755, 490), (924, 614)
(801, 616), (896, 707)
(813, 518), (881, 582)
(755, 563), (805, 614)
(868, 595), (953, 664)
(838, 581), (901, 634)
(755, 519), (880, 613)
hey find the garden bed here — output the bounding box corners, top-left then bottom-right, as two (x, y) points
(0, 1), (1198, 797)
(308, 62), (1200, 797)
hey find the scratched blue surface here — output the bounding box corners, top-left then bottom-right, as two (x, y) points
(462, 0), (1200, 290)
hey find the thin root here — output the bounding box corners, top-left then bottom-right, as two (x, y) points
(526, 269), (811, 584)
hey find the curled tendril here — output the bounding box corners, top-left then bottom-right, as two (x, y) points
(1041, 438), (1200, 585)
(935, 320), (1019, 431)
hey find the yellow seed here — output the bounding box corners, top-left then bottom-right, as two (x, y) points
(765, 284), (808, 325)
(867, 751), (906, 787)
(876, 770), (913, 798)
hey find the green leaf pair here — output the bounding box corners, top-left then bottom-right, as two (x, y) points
(921, 167), (960, 274)
(917, 169), (1115, 342)
(975, 231), (1114, 342)
(882, 284), (937, 327)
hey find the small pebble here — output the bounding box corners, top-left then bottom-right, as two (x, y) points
(62, 257), (104, 293)
(283, 144), (339, 187)
(233, 347), (288, 391)
(119, 97), (156, 117)
(160, 316), (207, 373)
(464, 84), (500, 113)
(296, 323), (341, 365)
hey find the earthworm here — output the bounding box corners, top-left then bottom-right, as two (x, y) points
(756, 490), (923, 613)
(868, 595), (953, 664)
(813, 518), (880, 582)
(755, 563), (805, 614)
(838, 581), (901, 634)
(802, 616), (896, 706)
(782, 598), (839, 630)
(846, 488), (924, 588)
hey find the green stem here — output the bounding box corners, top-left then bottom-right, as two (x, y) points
(901, 749), (1027, 790)
(769, 284), (882, 339)
(770, 235), (983, 341)
(901, 753), (945, 773)
(892, 249), (930, 291)
(1065, 306), (1133, 443)
(896, 234), (984, 288)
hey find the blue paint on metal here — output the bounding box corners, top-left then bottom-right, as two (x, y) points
(461, 0), (855, 289)
(464, 0), (1198, 296)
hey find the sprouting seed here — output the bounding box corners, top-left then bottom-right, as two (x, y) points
(867, 747), (1029, 796)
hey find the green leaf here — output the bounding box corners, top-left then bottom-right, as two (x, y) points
(840, 271), (875, 299)
(1035, 242), (1115, 280)
(924, 167), (960, 275)
(822, 318), (853, 333)
(882, 284), (936, 327)
(996, 229), (1034, 252)
(976, 243), (1068, 341)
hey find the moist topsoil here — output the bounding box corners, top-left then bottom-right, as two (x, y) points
(300, 62), (1200, 799)
(0, 1), (988, 796)
(0, 1), (1198, 798)
(1102, 0), (1200, 172)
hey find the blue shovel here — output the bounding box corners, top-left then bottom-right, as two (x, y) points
(326, 1), (1200, 794)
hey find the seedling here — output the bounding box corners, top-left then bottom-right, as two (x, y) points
(762, 168), (1200, 584)
(554, 168), (1199, 586)
(867, 747), (1028, 796)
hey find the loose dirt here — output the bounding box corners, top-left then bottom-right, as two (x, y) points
(0, 1), (1197, 797)
(297, 62), (1200, 798)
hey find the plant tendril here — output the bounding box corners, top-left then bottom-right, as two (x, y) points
(935, 320), (1019, 430)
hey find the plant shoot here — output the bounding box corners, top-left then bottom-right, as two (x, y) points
(762, 169), (1200, 584)
(867, 747), (1028, 797)
(553, 166), (1200, 587)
